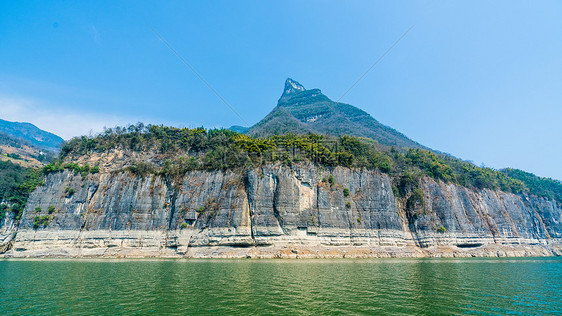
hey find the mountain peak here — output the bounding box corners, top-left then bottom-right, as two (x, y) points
(282, 78), (306, 97)
(248, 78), (427, 150)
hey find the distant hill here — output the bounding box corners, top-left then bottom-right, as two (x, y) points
(247, 78), (427, 149)
(0, 119), (63, 152)
(228, 125), (249, 134)
(0, 132), (55, 167)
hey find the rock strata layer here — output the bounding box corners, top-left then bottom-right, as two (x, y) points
(1, 165), (561, 258)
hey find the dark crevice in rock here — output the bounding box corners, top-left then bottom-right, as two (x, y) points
(243, 170), (256, 242)
(402, 201), (424, 248)
(165, 177), (179, 231)
(456, 243), (483, 248)
(271, 174), (285, 234)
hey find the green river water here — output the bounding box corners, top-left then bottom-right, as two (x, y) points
(0, 257), (561, 315)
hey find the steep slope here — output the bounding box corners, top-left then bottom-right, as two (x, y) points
(247, 79), (427, 149)
(0, 119), (64, 152)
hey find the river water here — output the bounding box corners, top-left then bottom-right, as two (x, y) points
(0, 257), (561, 315)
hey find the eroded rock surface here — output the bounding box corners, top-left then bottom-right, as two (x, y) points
(1, 164), (561, 258)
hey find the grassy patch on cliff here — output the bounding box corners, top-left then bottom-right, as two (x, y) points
(50, 123), (561, 204)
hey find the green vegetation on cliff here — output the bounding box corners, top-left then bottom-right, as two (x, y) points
(0, 160), (45, 221)
(501, 168), (562, 202)
(43, 162), (99, 178)
(52, 123), (561, 204)
(0, 161), (27, 202)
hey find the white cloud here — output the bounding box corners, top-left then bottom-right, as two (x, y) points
(0, 95), (149, 140)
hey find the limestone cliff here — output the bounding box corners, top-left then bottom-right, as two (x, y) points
(1, 164), (560, 258)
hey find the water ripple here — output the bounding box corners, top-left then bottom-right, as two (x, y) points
(0, 257), (561, 315)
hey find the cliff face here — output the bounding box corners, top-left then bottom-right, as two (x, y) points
(2, 164), (561, 258)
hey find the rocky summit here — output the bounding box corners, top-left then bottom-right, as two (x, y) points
(282, 78), (306, 96)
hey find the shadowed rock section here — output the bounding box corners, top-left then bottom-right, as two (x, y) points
(1, 164), (560, 258)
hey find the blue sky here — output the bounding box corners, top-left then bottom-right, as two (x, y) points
(0, 1), (561, 180)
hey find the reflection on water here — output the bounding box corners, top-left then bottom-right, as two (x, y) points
(0, 258), (561, 315)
